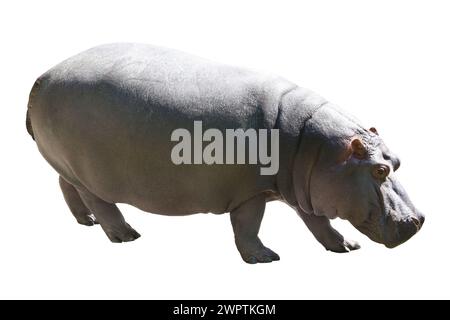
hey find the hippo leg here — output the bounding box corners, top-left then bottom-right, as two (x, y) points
(59, 176), (97, 226)
(230, 194), (280, 264)
(297, 209), (360, 253)
(75, 186), (141, 243)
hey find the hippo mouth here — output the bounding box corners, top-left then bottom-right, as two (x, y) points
(382, 209), (424, 248)
(353, 216), (422, 248)
(352, 178), (424, 248)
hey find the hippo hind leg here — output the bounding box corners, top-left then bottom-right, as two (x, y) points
(74, 186), (141, 243)
(230, 194), (280, 264)
(59, 176), (97, 226)
(59, 177), (140, 243)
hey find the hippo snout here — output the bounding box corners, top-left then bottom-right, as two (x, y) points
(411, 213), (425, 231)
(385, 212), (425, 248)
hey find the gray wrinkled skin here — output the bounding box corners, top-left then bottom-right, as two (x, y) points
(27, 43), (424, 263)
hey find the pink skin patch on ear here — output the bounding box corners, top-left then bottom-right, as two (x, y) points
(338, 137), (367, 163)
(351, 138), (367, 160)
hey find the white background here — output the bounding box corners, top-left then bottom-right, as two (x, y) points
(1, 0), (448, 299)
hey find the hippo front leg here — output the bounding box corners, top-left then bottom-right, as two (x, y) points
(297, 209), (360, 253)
(230, 194), (280, 264)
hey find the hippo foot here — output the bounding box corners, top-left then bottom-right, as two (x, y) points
(324, 238), (360, 253)
(102, 223), (141, 243)
(237, 241), (280, 264)
(297, 209), (361, 253)
(76, 214), (99, 226)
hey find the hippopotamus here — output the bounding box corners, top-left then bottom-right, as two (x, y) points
(26, 43), (424, 264)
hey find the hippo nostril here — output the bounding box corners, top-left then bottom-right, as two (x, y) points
(411, 217), (421, 230)
(419, 215), (425, 225)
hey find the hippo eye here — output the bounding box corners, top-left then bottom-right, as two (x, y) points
(372, 165), (390, 181)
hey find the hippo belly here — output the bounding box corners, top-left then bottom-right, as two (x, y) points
(29, 43), (294, 215)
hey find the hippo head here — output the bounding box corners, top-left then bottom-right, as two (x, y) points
(293, 105), (424, 248)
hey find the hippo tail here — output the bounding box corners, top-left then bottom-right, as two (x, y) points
(26, 78), (43, 141)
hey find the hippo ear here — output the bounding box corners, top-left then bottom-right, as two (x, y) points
(351, 138), (367, 160)
(369, 127), (378, 135)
